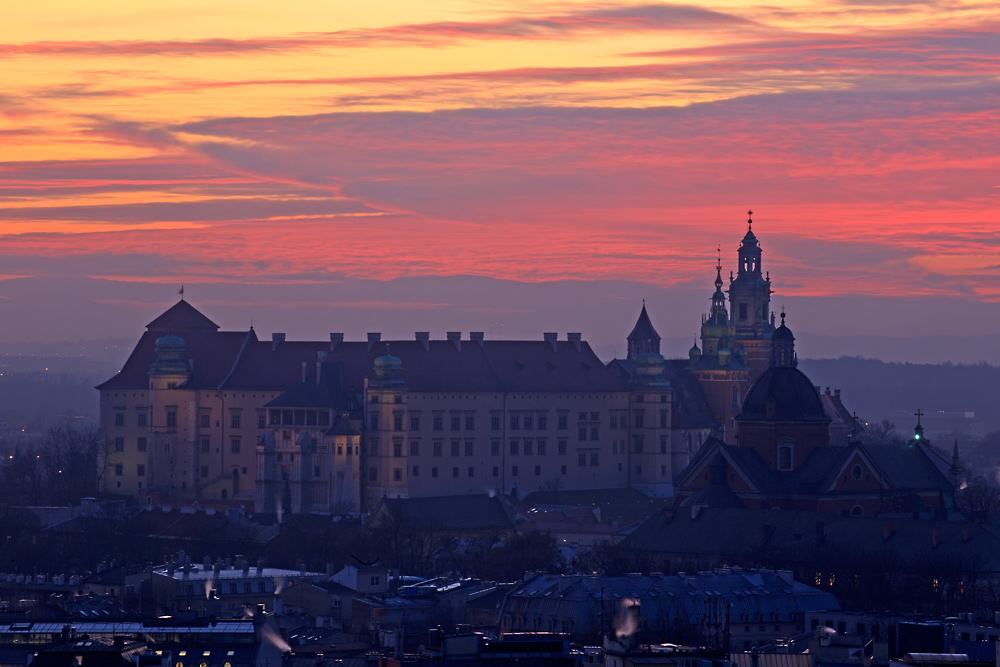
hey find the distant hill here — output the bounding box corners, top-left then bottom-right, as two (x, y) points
(799, 357), (1000, 434)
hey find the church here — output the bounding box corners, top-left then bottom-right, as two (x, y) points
(97, 212), (957, 516)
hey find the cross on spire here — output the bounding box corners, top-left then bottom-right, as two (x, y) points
(914, 408), (924, 426)
(747, 209), (753, 231)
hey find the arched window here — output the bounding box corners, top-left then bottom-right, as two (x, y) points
(850, 505), (864, 516)
(731, 384), (740, 408)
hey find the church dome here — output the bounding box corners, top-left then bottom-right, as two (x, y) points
(772, 321), (794, 341)
(738, 366), (830, 422)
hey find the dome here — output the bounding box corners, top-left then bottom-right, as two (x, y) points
(738, 366), (830, 422)
(629, 351), (670, 389)
(155, 332), (186, 349)
(634, 351), (664, 368)
(374, 350), (401, 369)
(772, 322), (794, 341)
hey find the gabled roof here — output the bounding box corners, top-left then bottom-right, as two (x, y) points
(863, 443), (954, 491)
(627, 305), (660, 342)
(146, 300), (219, 332)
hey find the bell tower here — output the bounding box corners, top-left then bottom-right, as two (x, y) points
(728, 210), (775, 378)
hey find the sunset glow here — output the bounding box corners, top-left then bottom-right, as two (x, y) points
(1, 0), (999, 344)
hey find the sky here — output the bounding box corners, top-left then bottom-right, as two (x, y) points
(1, 0), (999, 359)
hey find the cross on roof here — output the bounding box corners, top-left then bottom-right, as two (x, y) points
(914, 408), (924, 426)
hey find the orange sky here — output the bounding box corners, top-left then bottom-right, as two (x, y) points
(1, 0), (999, 347)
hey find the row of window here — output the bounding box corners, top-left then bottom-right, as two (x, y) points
(372, 463), (577, 482)
(368, 411), (659, 432)
(114, 409), (270, 430)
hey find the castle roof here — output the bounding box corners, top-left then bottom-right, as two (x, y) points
(146, 299), (219, 332)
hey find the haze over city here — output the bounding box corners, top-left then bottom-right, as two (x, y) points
(1, 0), (999, 359)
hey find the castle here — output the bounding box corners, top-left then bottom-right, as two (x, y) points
(100, 213), (948, 515)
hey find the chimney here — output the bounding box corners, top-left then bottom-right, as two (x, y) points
(567, 332), (582, 352)
(329, 333), (343, 351)
(272, 333), (285, 351)
(962, 524), (971, 542)
(834, 389), (841, 399)
(932, 526), (940, 549)
(883, 521), (894, 541)
(544, 332), (558, 352)
(367, 332), (381, 352)
(256, 558), (265, 575)
(815, 521), (825, 545)
(415, 332), (430, 352)
(447, 332), (461, 351)
(301, 361), (308, 383)
(469, 332), (485, 348)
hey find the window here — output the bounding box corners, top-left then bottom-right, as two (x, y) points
(510, 439), (519, 455)
(731, 385), (740, 408)
(523, 415), (533, 430)
(230, 412), (241, 429)
(590, 412), (599, 421)
(370, 413), (379, 430)
(524, 440), (532, 456)
(468, 466), (475, 477)
(230, 437), (241, 454)
(465, 440), (474, 456)
(560, 465), (567, 475)
(578, 452), (587, 466)
(660, 435), (668, 454)
(491, 415), (501, 430)
(409, 440), (419, 456)
(166, 408), (177, 428)
(433, 440), (443, 457)
(633, 435), (644, 453)
(115, 464), (123, 476)
(558, 414), (568, 430)
(610, 415), (618, 429)
(538, 415), (547, 430)
(634, 411), (644, 428)
(369, 439), (379, 456)
(137, 411), (147, 427)
(558, 439), (567, 455)
(412, 465), (419, 476)
(451, 440), (460, 456)
(137, 437), (147, 452)
(451, 415), (461, 430)
(393, 468), (402, 481)
(453, 467), (459, 478)
(778, 445), (793, 471)
(258, 413), (267, 428)
(534, 465), (541, 476)
(492, 466), (499, 477)
(491, 439), (500, 456)
(410, 416), (420, 431)
(660, 411), (669, 428)
(590, 452), (599, 466)
(432, 467), (438, 478)
(636, 465), (642, 475)
(114, 437), (124, 452)
(114, 412), (125, 427)
(851, 464), (863, 480)
(590, 427), (599, 441)
(537, 439), (546, 455)
(370, 575), (380, 586)
(578, 428), (587, 441)
(315, 465), (321, 477)
(512, 466), (519, 477)
(510, 415), (519, 430)
(200, 465), (209, 478)
(393, 415), (403, 431)
(433, 415), (443, 431)
(465, 415), (474, 430)
(393, 441), (403, 457)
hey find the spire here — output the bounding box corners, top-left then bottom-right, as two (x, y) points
(627, 303), (661, 360)
(913, 409), (924, 440)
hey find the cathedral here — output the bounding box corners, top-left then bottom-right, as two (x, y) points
(97, 212), (957, 516)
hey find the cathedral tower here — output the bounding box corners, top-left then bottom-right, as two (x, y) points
(728, 210), (775, 379)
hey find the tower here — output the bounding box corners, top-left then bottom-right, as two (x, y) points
(728, 210), (774, 378)
(626, 303), (661, 360)
(686, 253), (751, 446)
